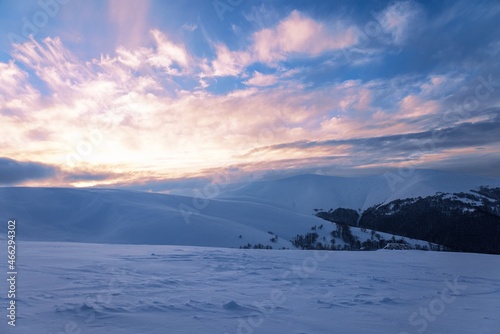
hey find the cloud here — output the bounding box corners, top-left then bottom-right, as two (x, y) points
(209, 43), (253, 76)
(0, 61), (40, 116)
(120, 115), (500, 181)
(243, 71), (278, 86)
(181, 24), (198, 32)
(415, 152), (500, 178)
(206, 10), (359, 77)
(0, 157), (57, 185)
(3, 32), (498, 187)
(0, 157), (122, 186)
(399, 95), (440, 118)
(1, 1), (500, 187)
(12, 36), (91, 91)
(61, 171), (117, 183)
(252, 10), (358, 63)
(243, 112), (500, 167)
(376, 0), (423, 45)
(148, 29), (191, 75)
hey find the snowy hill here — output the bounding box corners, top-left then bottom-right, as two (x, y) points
(0, 187), (311, 248)
(0, 186), (437, 250)
(218, 170), (500, 214)
(0, 170), (499, 252)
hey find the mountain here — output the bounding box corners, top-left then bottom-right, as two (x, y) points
(218, 170), (500, 253)
(1, 170), (499, 253)
(218, 170), (500, 213)
(0, 187), (311, 248)
(355, 187), (500, 254)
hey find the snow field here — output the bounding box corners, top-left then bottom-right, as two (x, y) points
(1, 241), (499, 334)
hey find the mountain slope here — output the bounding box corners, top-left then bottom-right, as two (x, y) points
(355, 188), (500, 253)
(218, 170), (500, 214)
(1, 170), (498, 252)
(2, 186), (353, 248)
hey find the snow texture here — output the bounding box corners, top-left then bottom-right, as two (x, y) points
(0, 241), (498, 333)
(1, 170), (500, 333)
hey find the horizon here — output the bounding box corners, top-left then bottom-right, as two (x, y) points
(1, 0), (500, 192)
(0, 168), (498, 198)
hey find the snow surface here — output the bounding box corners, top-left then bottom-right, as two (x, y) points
(0, 186), (323, 248)
(218, 170), (500, 214)
(1, 241), (499, 334)
(0, 186), (436, 249)
(1, 171), (500, 333)
(1, 170), (498, 249)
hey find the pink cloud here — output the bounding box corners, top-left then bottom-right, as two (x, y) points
(148, 29), (191, 75)
(399, 95), (440, 118)
(243, 71), (278, 86)
(13, 36), (91, 92)
(209, 43), (252, 77)
(252, 10), (358, 63)
(0, 61), (40, 114)
(206, 10), (359, 77)
(2, 31), (487, 187)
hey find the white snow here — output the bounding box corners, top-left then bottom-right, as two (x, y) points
(1, 171), (499, 333)
(0, 241), (498, 334)
(0, 186), (437, 250)
(218, 170), (500, 213)
(0, 187), (322, 249)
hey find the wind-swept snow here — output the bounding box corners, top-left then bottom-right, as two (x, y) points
(0, 241), (498, 334)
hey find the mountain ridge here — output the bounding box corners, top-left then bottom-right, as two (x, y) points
(1, 170), (499, 252)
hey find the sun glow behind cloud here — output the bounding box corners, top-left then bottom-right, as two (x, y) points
(1, 0), (500, 188)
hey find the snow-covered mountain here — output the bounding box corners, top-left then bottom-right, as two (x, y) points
(1, 170), (499, 252)
(218, 170), (500, 214)
(0, 187), (311, 248)
(0, 186), (431, 250)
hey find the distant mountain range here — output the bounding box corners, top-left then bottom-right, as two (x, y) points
(1, 170), (499, 253)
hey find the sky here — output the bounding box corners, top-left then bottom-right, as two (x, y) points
(0, 0), (499, 191)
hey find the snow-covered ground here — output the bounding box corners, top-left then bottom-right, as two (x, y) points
(1, 241), (499, 334)
(1, 170), (499, 332)
(2, 169), (498, 249)
(0, 186), (436, 249)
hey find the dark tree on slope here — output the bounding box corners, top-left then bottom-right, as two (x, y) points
(357, 193), (500, 254)
(291, 232), (319, 250)
(314, 188), (500, 254)
(329, 224), (360, 250)
(316, 208), (359, 226)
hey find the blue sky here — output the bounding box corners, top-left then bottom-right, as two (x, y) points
(0, 0), (499, 190)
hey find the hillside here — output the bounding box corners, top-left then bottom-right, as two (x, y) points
(0, 186), (438, 251)
(1, 170), (499, 252)
(218, 170), (500, 213)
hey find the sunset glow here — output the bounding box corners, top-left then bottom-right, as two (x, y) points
(1, 0), (499, 191)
